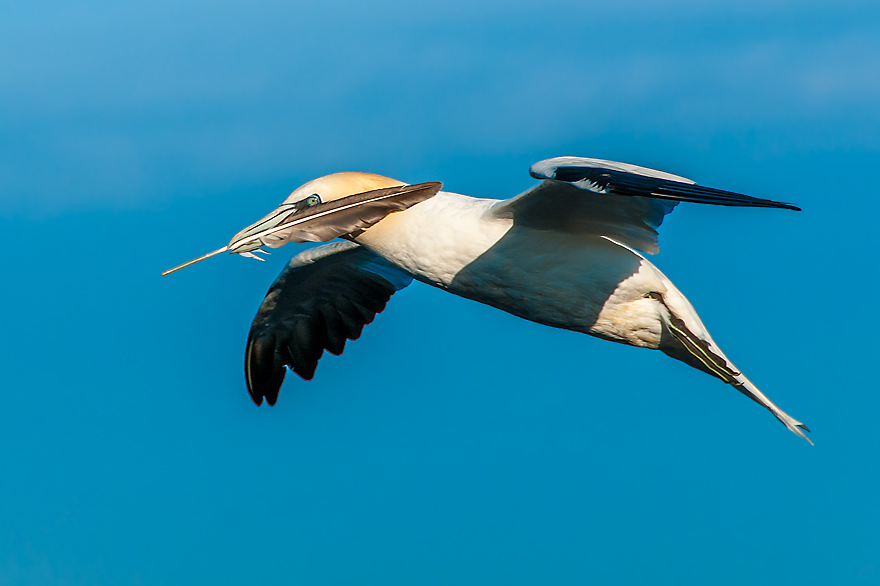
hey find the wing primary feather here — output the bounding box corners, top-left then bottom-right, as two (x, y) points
(552, 166), (800, 210)
(651, 181), (801, 210)
(288, 320), (320, 381)
(333, 298), (369, 339)
(245, 328), (286, 406)
(319, 306), (348, 355)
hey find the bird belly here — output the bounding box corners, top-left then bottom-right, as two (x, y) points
(447, 229), (669, 348)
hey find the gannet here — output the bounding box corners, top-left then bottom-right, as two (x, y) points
(163, 156), (811, 443)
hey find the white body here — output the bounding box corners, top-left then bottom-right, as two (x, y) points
(355, 190), (809, 442)
(359, 191), (690, 348)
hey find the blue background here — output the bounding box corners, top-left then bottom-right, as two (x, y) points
(1, 0), (878, 583)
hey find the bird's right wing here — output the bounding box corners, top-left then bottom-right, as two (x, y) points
(245, 241), (411, 406)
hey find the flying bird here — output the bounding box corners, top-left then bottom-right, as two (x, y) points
(163, 157), (811, 444)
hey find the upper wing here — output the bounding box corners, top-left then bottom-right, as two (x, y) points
(245, 241), (411, 406)
(491, 157), (800, 254)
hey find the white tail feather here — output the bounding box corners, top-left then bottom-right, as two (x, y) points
(734, 372), (813, 445)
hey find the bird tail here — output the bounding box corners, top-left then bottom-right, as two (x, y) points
(731, 372), (813, 445)
(649, 290), (813, 445)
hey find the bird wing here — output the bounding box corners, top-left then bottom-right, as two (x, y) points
(490, 157), (799, 254)
(245, 240), (411, 406)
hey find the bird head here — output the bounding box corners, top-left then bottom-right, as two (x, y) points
(161, 172), (441, 276)
(280, 172), (406, 206)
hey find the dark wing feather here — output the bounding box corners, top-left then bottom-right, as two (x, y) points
(492, 157), (800, 254)
(245, 241), (411, 406)
(534, 158), (800, 210)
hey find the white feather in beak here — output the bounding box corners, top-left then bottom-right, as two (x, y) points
(162, 180), (441, 276)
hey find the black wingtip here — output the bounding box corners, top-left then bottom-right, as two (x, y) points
(245, 331), (286, 407)
(759, 201), (801, 211)
(537, 162), (804, 212)
(764, 199), (801, 212)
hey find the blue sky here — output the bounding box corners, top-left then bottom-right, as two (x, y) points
(1, 0), (878, 584)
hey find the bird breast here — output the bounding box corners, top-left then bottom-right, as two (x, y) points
(354, 191), (514, 287)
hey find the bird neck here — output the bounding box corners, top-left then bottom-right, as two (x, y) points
(354, 192), (512, 287)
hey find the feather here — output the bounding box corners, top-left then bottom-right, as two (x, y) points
(161, 182), (442, 276)
(529, 157), (800, 210)
(226, 182), (443, 253)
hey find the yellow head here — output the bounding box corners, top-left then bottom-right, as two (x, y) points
(282, 172), (406, 205)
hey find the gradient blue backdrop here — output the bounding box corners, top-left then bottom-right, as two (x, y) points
(1, 0), (878, 583)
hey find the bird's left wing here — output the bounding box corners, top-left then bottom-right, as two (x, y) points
(245, 241), (411, 406)
(491, 157), (800, 254)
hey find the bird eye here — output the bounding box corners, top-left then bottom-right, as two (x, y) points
(306, 194), (321, 206)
